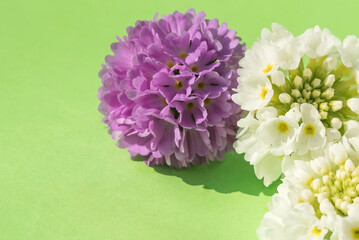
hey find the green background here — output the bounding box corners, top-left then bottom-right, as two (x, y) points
(1, 0), (359, 239)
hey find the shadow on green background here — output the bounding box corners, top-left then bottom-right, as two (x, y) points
(6, 0), (359, 239)
(151, 152), (281, 195)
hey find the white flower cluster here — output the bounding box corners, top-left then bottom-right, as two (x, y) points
(232, 24), (359, 186)
(257, 127), (359, 240)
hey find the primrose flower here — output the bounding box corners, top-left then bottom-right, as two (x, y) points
(232, 24), (359, 185)
(257, 141), (359, 240)
(98, 9), (245, 167)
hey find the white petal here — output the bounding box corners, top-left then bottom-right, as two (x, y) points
(356, 70), (359, 93)
(285, 107), (301, 122)
(327, 142), (348, 165)
(343, 127), (359, 153)
(297, 129), (310, 155)
(327, 128), (341, 142)
(232, 75), (273, 111)
(339, 35), (359, 68)
(284, 203), (327, 240)
(238, 42), (280, 77)
(345, 120), (359, 131)
(254, 151), (283, 186)
(347, 98), (359, 114)
(338, 204), (359, 240)
(256, 107), (278, 121)
(297, 26), (340, 58)
(271, 70), (286, 86)
(282, 152), (311, 174)
(234, 130), (257, 154)
(278, 43), (302, 70)
(257, 212), (287, 240)
(260, 23), (293, 46)
(307, 121), (326, 150)
(300, 103), (320, 123)
(258, 119), (283, 146)
(269, 194), (292, 218)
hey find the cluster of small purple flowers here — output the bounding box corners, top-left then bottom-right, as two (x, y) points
(98, 9), (245, 167)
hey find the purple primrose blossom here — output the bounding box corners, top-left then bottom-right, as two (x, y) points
(98, 9), (245, 167)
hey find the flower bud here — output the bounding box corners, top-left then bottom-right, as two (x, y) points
(312, 89), (321, 98)
(320, 111), (328, 119)
(303, 68), (312, 80)
(297, 97), (306, 103)
(345, 159), (355, 172)
(302, 89), (311, 100)
(331, 118), (342, 129)
(329, 100), (343, 111)
(294, 76), (303, 89)
(311, 78), (321, 88)
(319, 102), (329, 111)
(334, 198), (343, 208)
(304, 83), (312, 91)
(291, 102), (301, 109)
(301, 189), (315, 202)
(291, 89), (301, 98)
(323, 56), (337, 71)
(340, 201), (349, 213)
(321, 88), (335, 99)
(322, 175), (331, 185)
(279, 93), (292, 104)
(352, 168), (359, 178)
(312, 102), (318, 109)
(312, 179), (323, 191)
(352, 177), (359, 185)
(324, 74), (335, 88)
(317, 193), (327, 203)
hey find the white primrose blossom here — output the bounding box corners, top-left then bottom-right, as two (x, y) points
(257, 141), (359, 240)
(297, 104), (326, 155)
(233, 74), (274, 111)
(232, 24), (359, 186)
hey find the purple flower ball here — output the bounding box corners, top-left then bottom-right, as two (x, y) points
(98, 9), (245, 167)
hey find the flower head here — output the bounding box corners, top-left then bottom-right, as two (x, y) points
(233, 24), (359, 185)
(257, 141), (359, 240)
(98, 9), (245, 167)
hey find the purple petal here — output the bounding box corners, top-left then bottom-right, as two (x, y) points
(137, 92), (167, 111)
(149, 119), (175, 155)
(192, 71), (229, 98)
(151, 71), (192, 101)
(171, 97), (207, 129)
(98, 8), (245, 167)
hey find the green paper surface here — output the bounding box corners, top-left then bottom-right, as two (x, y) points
(1, 0), (359, 239)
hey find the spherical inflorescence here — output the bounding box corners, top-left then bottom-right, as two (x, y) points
(257, 138), (359, 240)
(98, 9), (245, 167)
(232, 24), (359, 186)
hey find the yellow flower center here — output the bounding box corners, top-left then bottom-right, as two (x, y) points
(204, 98), (211, 105)
(308, 161), (359, 216)
(166, 61), (175, 68)
(352, 227), (359, 239)
(197, 82), (205, 89)
(179, 52), (188, 59)
(175, 80), (183, 90)
(277, 121), (289, 133)
(304, 123), (316, 136)
(186, 102), (194, 110)
(191, 65), (199, 72)
(262, 64), (273, 73)
(311, 226), (323, 237)
(260, 87), (268, 100)
(162, 98), (168, 106)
